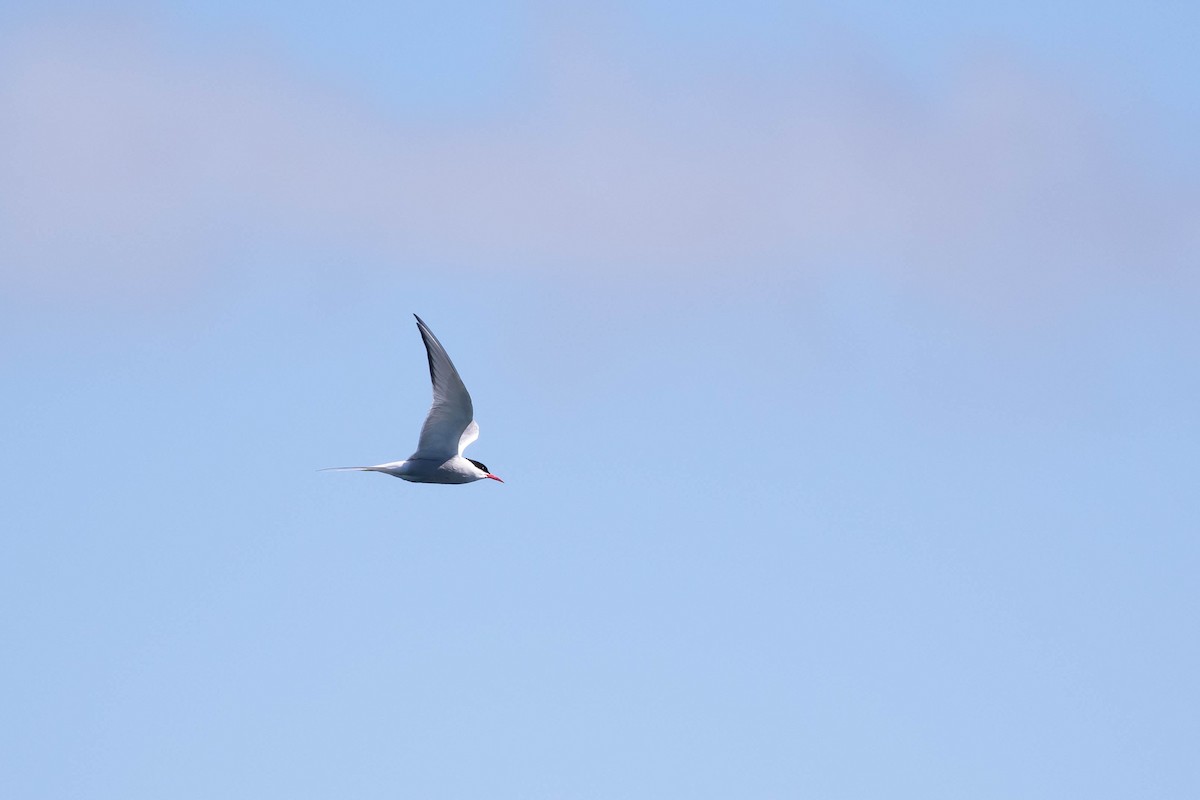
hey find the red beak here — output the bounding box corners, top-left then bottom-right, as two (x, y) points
(486, 473), (504, 482)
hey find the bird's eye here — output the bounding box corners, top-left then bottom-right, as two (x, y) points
(468, 459), (489, 473)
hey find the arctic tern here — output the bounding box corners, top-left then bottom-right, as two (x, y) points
(324, 315), (503, 484)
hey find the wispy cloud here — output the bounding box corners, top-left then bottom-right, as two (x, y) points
(1, 13), (1195, 310)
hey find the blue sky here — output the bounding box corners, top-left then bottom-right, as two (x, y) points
(2, 3), (1198, 798)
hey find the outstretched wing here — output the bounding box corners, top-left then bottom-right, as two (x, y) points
(411, 315), (478, 459)
(457, 420), (480, 455)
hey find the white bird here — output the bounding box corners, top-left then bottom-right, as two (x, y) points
(324, 314), (503, 484)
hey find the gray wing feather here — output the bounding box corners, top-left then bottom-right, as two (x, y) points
(411, 315), (478, 458)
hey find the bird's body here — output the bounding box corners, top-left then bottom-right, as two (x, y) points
(325, 315), (503, 485)
(340, 457), (491, 484)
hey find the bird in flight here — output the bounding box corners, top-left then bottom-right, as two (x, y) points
(324, 315), (503, 484)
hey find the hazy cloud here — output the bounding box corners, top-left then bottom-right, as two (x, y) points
(1, 13), (1195, 309)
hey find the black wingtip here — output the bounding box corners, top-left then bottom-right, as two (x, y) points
(412, 314), (441, 387)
